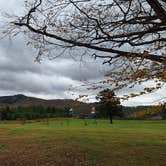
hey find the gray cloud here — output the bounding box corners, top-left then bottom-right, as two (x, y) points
(0, 36), (107, 100)
(0, 0), (165, 106)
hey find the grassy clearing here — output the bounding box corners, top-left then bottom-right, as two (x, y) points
(0, 119), (166, 166)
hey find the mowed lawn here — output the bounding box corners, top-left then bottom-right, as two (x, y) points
(0, 119), (166, 166)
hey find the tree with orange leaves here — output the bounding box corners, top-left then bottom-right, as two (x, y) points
(2, 0), (166, 99)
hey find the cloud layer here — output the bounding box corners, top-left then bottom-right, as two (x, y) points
(0, 36), (107, 99)
(0, 0), (165, 106)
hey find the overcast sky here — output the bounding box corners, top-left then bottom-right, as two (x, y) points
(0, 0), (165, 106)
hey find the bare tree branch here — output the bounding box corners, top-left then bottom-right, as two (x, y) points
(2, 0), (166, 98)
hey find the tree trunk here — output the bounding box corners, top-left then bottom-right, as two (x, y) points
(109, 113), (113, 124)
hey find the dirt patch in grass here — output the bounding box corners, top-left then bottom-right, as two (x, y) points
(0, 138), (97, 166)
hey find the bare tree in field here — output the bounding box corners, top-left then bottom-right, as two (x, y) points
(3, 0), (166, 99)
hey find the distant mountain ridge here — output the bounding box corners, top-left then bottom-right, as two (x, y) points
(0, 95), (163, 120)
(0, 94), (27, 104)
(0, 94), (85, 108)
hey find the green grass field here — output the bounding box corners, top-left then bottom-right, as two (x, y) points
(0, 119), (166, 166)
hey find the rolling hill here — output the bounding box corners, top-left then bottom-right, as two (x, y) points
(0, 94), (85, 108)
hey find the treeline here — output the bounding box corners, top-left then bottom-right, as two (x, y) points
(122, 106), (152, 116)
(126, 104), (166, 119)
(0, 105), (70, 120)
